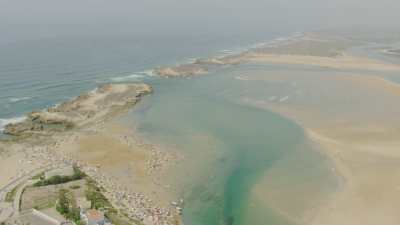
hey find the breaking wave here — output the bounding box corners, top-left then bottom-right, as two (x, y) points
(0, 116), (26, 132)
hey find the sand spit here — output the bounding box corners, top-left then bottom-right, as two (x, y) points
(244, 53), (400, 71)
(154, 33), (400, 77)
(4, 83), (152, 136)
(238, 69), (400, 225)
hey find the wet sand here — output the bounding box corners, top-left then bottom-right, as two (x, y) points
(155, 33), (400, 77)
(0, 84), (183, 225)
(2, 32), (400, 225)
(238, 67), (400, 225)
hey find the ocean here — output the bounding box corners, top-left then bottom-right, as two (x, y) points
(129, 65), (338, 225)
(1, 31), (337, 225)
(0, 32), (282, 130)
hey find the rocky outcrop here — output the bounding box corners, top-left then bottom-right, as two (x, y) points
(4, 83), (152, 136)
(4, 112), (73, 136)
(154, 54), (246, 78)
(155, 64), (208, 77)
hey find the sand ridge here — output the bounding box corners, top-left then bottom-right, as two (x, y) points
(237, 67), (400, 225)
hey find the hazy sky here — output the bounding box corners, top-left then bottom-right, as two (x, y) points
(1, 0), (399, 42)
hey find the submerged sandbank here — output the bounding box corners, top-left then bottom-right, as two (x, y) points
(236, 65), (400, 225)
(3, 31), (400, 225)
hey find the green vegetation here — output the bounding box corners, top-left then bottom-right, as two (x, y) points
(106, 211), (138, 225)
(56, 189), (84, 225)
(69, 185), (81, 189)
(5, 184), (20, 202)
(56, 189), (70, 214)
(33, 166), (86, 187)
(85, 178), (112, 210)
(85, 178), (140, 225)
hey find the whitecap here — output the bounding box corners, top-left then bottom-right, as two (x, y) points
(139, 70), (156, 76)
(0, 116), (26, 132)
(8, 97), (32, 103)
(219, 49), (235, 54)
(184, 58), (198, 64)
(235, 76), (250, 81)
(110, 74), (145, 82)
(279, 96), (289, 102)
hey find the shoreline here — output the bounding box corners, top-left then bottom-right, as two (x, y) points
(2, 31), (400, 133)
(238, 64), (400, 224)
(3, 31), (400, 225)
(153, 33), (400, 77)
(0, 83), (184, 225)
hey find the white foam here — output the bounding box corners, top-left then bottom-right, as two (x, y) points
(279, 96), (289, 102)
(254, 32), (305, 49)
(217, 47), (249, 58)
(235, 76), (250, 81)
(184, 58), (198, 64)
(140, 70), (156, 76)
(0, 116), (26, 132)
(109, 69), (157, 82)
(88, 87), (99, 96)
(110, 74), (145, 82)
(219, 49), (235, 55)
(8, 97), (32, 103)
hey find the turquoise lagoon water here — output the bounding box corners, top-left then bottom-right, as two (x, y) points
(1, 33), (339, 224)
(130, 65), (338, 225)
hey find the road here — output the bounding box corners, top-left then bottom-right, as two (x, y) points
(0, 165), (55, 222)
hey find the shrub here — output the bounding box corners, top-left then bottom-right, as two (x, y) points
(33, 166), (86, 187)
(56, 189), (70, 215)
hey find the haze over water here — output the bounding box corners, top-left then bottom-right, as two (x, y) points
(2, 0), (400, 224)
(130, 67), (338, 225)
(0, 31), (281, 129)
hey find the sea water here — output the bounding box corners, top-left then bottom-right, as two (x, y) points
(0, 32), (279, 128)
(1, 32), (338, 224)
(130, 65), (338, 225)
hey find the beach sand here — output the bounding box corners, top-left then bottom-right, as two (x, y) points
(0, 84), (182, 225)
(58, 122), (181, 207)
(2, 32), (400, 225)
(238, 68), (400, 225)
(243, 53), (400, 72)
(155, 33), (400, 77)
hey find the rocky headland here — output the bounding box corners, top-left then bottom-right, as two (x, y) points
(4, 83), (152, 136)
(0, 82), (186, 225)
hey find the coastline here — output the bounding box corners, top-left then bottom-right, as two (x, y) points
(237, 64), (400, 224)
(2, 31), (400, 225)
(0, 83), (184, 225)
(154, 33), (400, 77)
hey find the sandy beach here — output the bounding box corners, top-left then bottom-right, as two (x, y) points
(2, 32), (400, 225)
(238, 65), (400, 225)
(154, 33), (400, 77)
(0, 83), (183, 225)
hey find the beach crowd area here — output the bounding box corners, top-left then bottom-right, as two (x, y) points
(2, 31), (400, 225)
